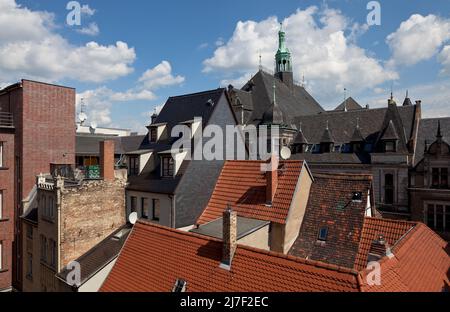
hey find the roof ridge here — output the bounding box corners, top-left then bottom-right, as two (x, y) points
(314, 173), (373, 181)
(168, 88), (224, 99)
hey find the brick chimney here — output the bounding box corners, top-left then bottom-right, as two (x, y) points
(100, 140), (115, 182)
(367, 235), (393, 263)
(266, 154), (279, 205)
(221, 206), (237, 270)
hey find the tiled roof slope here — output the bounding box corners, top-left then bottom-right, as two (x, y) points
(334, 97), (362, 111)
(289, 174), (372, 269)
(100, 221), (359, 292)
(414, 117), (450, 166)
(354, 217), (416, 271)
(196, 160), (305, 225)
(360, 223), (450, 292)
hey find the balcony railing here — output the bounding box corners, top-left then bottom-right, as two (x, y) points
(0, 112), (13, 128)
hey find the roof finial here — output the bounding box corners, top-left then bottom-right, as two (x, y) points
(344, 88), (347, 112)
(326, 120), (329, 130)
(301, 74), (305, 88)
(299, 122), (302, 132)
(259, 51), (262, 71)
(406, 89), (409, 98)
(437, 120), (442, 139)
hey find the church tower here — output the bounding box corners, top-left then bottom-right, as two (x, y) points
(274, 23), (294, 90)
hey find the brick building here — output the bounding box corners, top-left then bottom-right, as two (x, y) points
(0, 80), (75, 290)
(0, 106), (14, 291)
(21, 141), (127, 292)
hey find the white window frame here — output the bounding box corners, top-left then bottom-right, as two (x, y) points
(0, 241), (3, 271)
(0, 142), (3, 167)
(0, 190), (3, 220)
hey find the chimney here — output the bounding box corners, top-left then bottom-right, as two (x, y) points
(221, 206), (237, 270)
(100, 140), (115, 182)
(266, 154), (279, 205)
(151, 112), (158, 124)
(367, 235), (393, 263)
(415, 100), (422, 105)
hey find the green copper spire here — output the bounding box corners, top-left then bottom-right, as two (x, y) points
(275, 22), (292, 73)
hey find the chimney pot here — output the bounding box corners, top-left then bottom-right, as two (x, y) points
(221, 206), (237, 269)
(100, 140), (115, 182)
(415, 100), (422, 105)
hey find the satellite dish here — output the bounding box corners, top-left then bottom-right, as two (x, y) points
(128, 212), (138, 225)
(78, 112), (87, 123)
(89, 122), (97, 134)
(280, 146), (292, 160)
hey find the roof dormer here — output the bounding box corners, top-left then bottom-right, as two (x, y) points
(146, 122), (168, 143)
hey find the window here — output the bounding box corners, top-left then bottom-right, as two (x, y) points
(426, 203), (450, 232)
(26, 224), (33, 239)
(162, 157), (174, 177)
(384, 174), (394, 205)
(172, 279), (187, 292)
(384, 141), (396, 152)
(141, 198), (149, 219)
(128, 156), (139, 176)
(40, 235), (47, 263)
(0, 190), (3, 220)
(49, 239), (56, 268)
(130, 196), (137, 213)
(432, 168), (449, 189)
(0, 142), (3, 167)
(318, 227), (328, 241)
(152, 199), (160, 221)
(150, 129), (157, 142)
(26, 253), (33, 280)
(42, 194), (54, 221)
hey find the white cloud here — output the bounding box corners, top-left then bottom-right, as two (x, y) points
(386, 14), (450, 66)
(203, 7), (397, 104)
(78, 61), (184, 126)
(76, 22), (99, 36)
(138, 60), (185, 90)
(438, 45), (450, 76)
(0, 0), (135, 83)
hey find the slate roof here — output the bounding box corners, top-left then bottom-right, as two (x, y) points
(334, 97), (362, 111)
(230, 70), (324, 126)
(57, 225), (132, 287)
(289, 173), (372, 269)
(293, 105), (416, 146)
(354, 217), (416, 271)
(196, 160), (307, 225)
(22, 207), (38, 224)
(359, 223), (450, 292)
(100, 221), (360, 292)
(126, 88), (227, 194)
(414, 117), (450, 166)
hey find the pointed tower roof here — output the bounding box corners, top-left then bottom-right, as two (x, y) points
(350, 118), (365, 142)
(320, 121), (335, 143)
(402, 90), (412, 106)
(293, 123), (308, 144)
(262, 83), (284, 125)
(381, 120), (399, 140)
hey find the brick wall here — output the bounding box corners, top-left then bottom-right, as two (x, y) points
(0, 131), (14, 291)
(59, 179), (126, 270)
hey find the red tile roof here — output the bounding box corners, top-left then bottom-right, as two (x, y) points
(100, 220), (360, 292)
(289, 173), (372, 269)
(359, 223), (450, 292)
(197, 160), (307, 225)
(354, 217), (416, 271)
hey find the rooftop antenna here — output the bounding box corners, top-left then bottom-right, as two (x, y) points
(78, 98), (87, 126)
(301, 74), (305, 88)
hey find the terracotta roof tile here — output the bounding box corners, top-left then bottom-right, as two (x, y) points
(197, 160), (305, 225)
(354, 217), (416, 271)
(289, 173), (372, 269)
(100, 221), (359, 292)
(360, 223), (450, 292)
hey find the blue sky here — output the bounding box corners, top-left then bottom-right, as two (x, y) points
(2, 0), (450, 133)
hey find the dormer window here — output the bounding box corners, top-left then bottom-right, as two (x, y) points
(150, 129), (157, 142)
(384, 141), (396, 152)
(162, 156), (174, 177)
(317, 227), (328, 242)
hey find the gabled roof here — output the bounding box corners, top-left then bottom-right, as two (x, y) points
(100, 221), (359, 292)
(359, 223), (449, 292)
(289, 173), (372, 269)
(233, 70), (323, 126)
(354, 217), (416, 271)
(320, 127), (335, 143)
(380, 120), (399, 141)
(196, 160), (307, 225)
(334, 97), (362, 111)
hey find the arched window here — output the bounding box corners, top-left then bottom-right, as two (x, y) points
(384, 174), (394, 205)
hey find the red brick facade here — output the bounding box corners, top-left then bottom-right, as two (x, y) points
(0, 132), (14, 291)
(0, 80), (76, 290)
